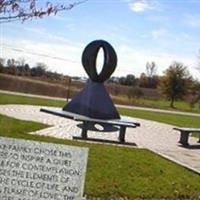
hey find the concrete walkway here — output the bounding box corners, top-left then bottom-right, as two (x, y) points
(0, 104), (200, 174)
(1, 89), (200, 117)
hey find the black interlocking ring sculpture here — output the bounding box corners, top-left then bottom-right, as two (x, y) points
(82, 40), (117, 82)
(63, 40), (120, 120)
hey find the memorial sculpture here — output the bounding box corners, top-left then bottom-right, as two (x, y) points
(63, 40), (120, 120)
(41, 40), (140, 145)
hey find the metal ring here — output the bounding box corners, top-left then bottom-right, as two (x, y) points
(82, 40), (117, 82)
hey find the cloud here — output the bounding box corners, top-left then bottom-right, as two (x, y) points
(184, 14), (200, 28)
(138, 28), (168, 40)
(2, 37), (199, 80)
(128, 0), (160, 12)
(1, 37), (86, 76)
(51, 16), (76, 31)
(24, 26), (79, 45)
(151, 29), (167, 39)
(114, 44), (199, 79)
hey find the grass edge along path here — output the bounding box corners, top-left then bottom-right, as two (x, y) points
(0, 114), (200, 199)
(0, 113), (47, 138)
(119, 108), (200, 128)
(0, 92), (65, 107)
(0, 92), (199, 129)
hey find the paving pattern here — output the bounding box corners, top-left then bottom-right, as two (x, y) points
(0, 104), (200, 174)
(1, 89), (200, 117)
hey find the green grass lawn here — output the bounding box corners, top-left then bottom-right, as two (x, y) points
(0, 114), (48, 138)
(1, 91), (200, 114)
(114, 95), (200, 113)
(133, 98), (200, 113)
(1, 92), (199, 129)
(119, 108), (200, 128)
(0, 114), (200, 200)
(119, 108), (200, 138)
(0, 92), (65, 107)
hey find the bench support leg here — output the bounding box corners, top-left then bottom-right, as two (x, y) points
(179, 131), (189, 145)
(119, 126), (126, 143)
(198, 135), (200, 143)
(81, 121), (88, 139)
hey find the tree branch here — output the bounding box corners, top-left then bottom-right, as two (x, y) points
(0, 0), (87, 23)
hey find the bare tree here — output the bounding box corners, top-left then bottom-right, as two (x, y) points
(0, 0), (87, 23)
(146, 61), (156, 78)
(145, 61), (159, 88)
(16, 57), (25, 66)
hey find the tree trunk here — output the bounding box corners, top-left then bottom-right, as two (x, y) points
(170, 97), (174, 108)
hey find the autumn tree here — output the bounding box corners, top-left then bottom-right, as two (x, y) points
(15, 58), (30, 76)
(30, 62), (47, 76)
(139, 72), (148, 88)
(159, 62), (192, 108)
(118, 74), (137, 86)
(0, 0), (86, 23)
(197, 49), (200, 73)
(0, 57), (5, 72)
(6, 58), (17, 75)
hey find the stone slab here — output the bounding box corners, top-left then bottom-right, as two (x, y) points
(0, 136), (88, 200)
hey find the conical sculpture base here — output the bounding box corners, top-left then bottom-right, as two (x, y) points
(63, 81), (120, 120)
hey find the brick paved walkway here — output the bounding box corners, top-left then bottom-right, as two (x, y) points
(1, 89), (200, 117)
(0, 104), (199, 174)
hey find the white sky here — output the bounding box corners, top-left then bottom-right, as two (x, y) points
(1, 0), (200, 79)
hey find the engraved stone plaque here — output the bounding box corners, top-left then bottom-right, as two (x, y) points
(0, 137), (88, 200)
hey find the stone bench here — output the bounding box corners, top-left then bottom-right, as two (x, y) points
(41, 108), (140, 145)
(173, 127), (200, 145)
(74, 115), (140, 144)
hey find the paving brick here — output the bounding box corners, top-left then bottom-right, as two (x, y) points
(0, 105), (199, 174)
